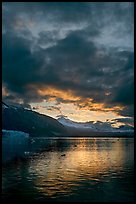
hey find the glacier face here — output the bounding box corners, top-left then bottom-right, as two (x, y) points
(2, 130), (29, 137)
(2, 130), (29, 163)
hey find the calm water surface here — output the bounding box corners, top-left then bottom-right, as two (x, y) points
(2, 137), (134, 202)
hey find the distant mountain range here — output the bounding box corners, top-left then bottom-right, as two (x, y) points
(2, 102), (67, 137)
(2, 102), (134, 137)
(57, 115), (134, 137)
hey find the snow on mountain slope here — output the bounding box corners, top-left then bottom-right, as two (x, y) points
(2, 101), (9, 109)
(2, 101), (67, 136)
(57, 116), (96, 129)
(57, 116), (134, 133)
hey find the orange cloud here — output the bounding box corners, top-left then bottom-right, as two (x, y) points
(37, 87), (81, 102)
(2, 86), (9, 97)
(37, 86), (125, 115)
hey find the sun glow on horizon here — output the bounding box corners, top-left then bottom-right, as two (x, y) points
(3, 83), (130, 126)
(30, 100), (125, 124)
(28, 86), (125, 123)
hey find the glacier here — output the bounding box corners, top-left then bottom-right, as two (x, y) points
(2, 130), (29, 163)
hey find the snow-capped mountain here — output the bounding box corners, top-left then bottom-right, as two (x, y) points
(57, 116), (97, 130)
(2, 101), (133, 137)
(57, 115), (134, 134)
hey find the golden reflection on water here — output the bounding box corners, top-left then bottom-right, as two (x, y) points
(28, 139), (131, 197)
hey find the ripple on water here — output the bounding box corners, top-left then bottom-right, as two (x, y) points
(2, 138), (134, 202)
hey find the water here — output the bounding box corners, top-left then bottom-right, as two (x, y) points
(2, 137), (134, 202)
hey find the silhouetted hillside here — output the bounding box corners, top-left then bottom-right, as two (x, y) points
(2, 102), (67, 137)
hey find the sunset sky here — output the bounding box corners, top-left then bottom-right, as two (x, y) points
(2, 2), (134, 127)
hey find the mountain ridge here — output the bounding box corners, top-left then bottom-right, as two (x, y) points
(2, 101), (67, 137)
(57, 115), (134, 137)
(2, 102), (134, 137)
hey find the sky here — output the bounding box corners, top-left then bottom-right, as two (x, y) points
(2, 2), (134, 127)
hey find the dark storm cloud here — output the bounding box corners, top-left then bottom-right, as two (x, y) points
(111, 117), (134, 125)
(2, 2), (91, 21)
(113, 79), (134, 105)
(117, 105), (134, 118)
(2, 31), (44, 104)
(2, 2), (134, 118)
